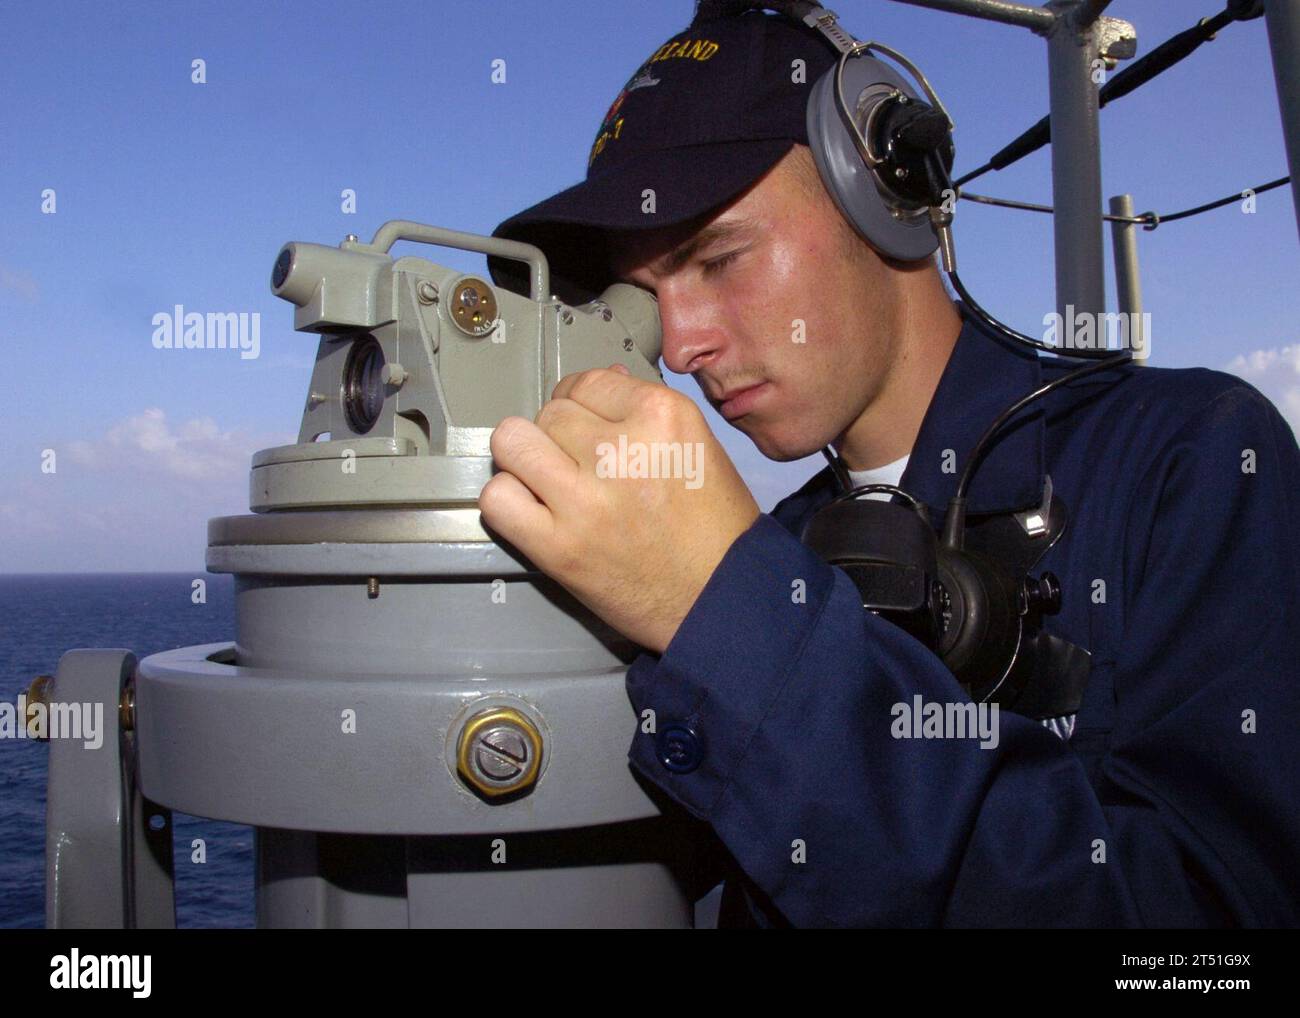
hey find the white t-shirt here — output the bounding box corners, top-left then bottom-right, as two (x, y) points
(845, 453), (910, 500)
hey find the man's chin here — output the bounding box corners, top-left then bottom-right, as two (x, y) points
(743, 425), (824, 463)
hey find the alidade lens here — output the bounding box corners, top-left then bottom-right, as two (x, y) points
(271, 247), (293, 290)
(343, 336), (385, 434)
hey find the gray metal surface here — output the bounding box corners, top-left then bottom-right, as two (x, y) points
(1267, 0), (1300, 239)
(402, 853), (693, 928)
(135, 642), (665, 835)
(224, 561), (633, 674)
(255, 827), (695, 928)
(248, 453), (496, 512)
(255, 828), (411, 927)
(1108, 193), (1147, 362)
(1076, 0), (1111, 26)
(264, 221), (663, 510)
(44, 649), (175, 929)
(206, 541), (526, 576)
(364, 220), (551, 301)
(1046, 0), (1108, 321)
(887, 0), (1055, 32)
(209, 508), (494, 546)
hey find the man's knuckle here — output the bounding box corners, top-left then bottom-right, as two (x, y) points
(491, 417), (520, 456)
(497, 416), (545, 465)
(478, 475), (505, 515)
(641, 388), (691, 431)
(537, 398), (576, 430)
(642, 387), (678, 416)
(569, 371), (598, 397)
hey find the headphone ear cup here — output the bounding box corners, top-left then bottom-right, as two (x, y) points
(870, 96), (955, 208)
(936, 548), (1026, 703)
(805, 55), (942, 262)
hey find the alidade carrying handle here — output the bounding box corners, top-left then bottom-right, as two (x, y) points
(363, 220), (551, 302)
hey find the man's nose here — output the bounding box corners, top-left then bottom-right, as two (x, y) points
(656, 290), (724, 376)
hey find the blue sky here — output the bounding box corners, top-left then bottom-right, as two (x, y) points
(1, 0), (1296, 572)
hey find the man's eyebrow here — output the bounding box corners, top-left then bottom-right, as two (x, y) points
(653, 218), (758, 276)
(613, 217), (759, 284)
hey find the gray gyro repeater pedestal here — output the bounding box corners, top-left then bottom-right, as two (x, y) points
(40, 221), (702, 928)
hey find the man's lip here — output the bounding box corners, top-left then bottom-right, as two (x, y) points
(718, 381), (770, 419)
(714, 381), (766, 402)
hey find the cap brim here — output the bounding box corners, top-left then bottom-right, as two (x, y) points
(488, 138), (797, 305)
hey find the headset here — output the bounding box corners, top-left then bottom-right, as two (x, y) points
(695, 0), (1132, 718)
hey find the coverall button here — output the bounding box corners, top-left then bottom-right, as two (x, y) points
(657, 723), (704, 773)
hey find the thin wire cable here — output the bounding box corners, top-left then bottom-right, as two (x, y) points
(948, 270), (1122, 359)
(940, 350), (1132, 551)
(959, 176), (1290, 228)
(939, 269), (1132, 550)
(953, 2), (1263, 188)
(1156, 176), (1289, 224)
(955, 353), (1131, 506)
(822, 445), (854, 494)
(832, 483), (926, 511)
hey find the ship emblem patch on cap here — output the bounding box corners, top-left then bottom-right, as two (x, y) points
(587, 37), (721, 168)
(589, 87), (630, 167)
(626, 68), (660, 91)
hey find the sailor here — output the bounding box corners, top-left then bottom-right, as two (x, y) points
(481, 3), (1300, 926)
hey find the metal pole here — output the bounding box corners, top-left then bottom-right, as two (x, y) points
(1077, 0), (1112, 27)
(1046, 0), (1107, 326)
(1108, 194), (1147, 363)
(884, 0), (1055, 33)
(1265, 0), (1300, 240)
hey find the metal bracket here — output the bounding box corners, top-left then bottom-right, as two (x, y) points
(1096, 16), (1138, 67)
(43, 649), (176, 928)
(1015, 474), (1054, 537)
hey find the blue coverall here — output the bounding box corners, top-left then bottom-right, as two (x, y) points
(624, 309), (1300, 927)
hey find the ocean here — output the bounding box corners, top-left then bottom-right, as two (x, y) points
(0, 573), (253, 929)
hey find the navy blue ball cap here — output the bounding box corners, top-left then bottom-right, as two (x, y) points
(488, 5), (839, 305)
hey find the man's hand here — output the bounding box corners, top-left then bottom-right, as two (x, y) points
(479, 365), (761, 655)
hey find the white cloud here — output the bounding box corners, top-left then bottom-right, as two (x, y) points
(1223, 344), (1300, 439)
(0, 410), (293, 571)
(66, 407), (282, 485)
